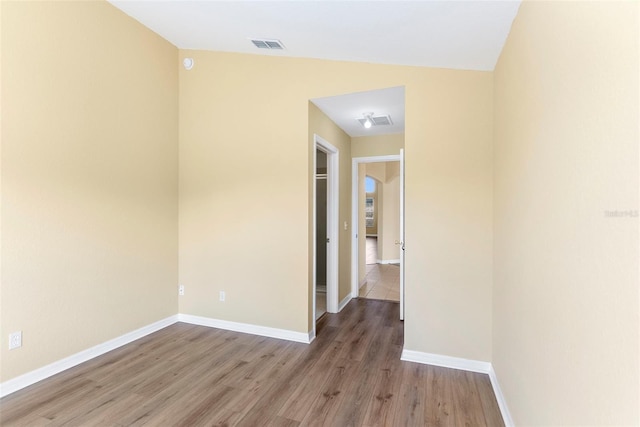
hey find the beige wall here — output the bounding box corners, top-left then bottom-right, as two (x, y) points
(352, 133), (404, 158)
(493, 1), (639, 424)
(380, 162), (400, 262)
(404, 72), (493, 361)
(178, 50), (494, 361)
(365, 163), (386, 183)
(1, 1), (179, 382)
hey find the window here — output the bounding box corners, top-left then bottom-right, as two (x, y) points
(365, 177), (376, 228)
(365, 176), (376, 193)
(365, 197), (374, 228)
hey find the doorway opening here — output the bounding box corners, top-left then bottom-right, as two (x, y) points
(359, 174), (401, 301)
(313, 135), (339, 335)
(315, 149), (328, 320)
(351, 152), (405, 320)
(310, 85), (405, 326)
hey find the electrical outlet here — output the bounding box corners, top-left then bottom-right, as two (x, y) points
(219, 291), (225, 302)
(9, 331), (22, 350)
(178, 285), (185, 296)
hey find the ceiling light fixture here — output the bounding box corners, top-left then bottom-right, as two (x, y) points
(363, 112), (374, 129)
(357, 113), (394, 129)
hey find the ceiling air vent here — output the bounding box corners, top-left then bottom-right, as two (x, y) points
(357, 115), (393, 128)
(250, 39), (285, 50)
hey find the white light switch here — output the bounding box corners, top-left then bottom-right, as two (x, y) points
(344, 221), (348, 230)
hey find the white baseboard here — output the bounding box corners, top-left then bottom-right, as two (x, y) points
(338, 295), (352, 312)
(401, 349), (513, 426)
(377, 259), (401, 265)
(0, 315), (178, 398)
(0, 313), (312, 398)
(366, 234), (378, 237)
(177, 314), (312, 344)
(401, 349), (491, 373)
(488, 365), (514, 427)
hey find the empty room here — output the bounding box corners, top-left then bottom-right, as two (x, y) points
(1, 1), (638, 426)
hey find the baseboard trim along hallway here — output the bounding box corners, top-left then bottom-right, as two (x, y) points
(0, 315), (178, 398)
(338, 295), (352, 312)
(489, 366), (515, 427)
(0, 313), (314, 398)
(401, 349), (514, 426)
(178, 314), (313, 344)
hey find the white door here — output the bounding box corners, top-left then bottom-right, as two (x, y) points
(399, 149), (405, 321)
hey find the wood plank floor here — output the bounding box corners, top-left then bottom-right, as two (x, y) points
(0, 299), (504, 426)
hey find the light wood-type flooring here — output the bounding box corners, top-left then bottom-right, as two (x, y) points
(0, 299), (504, 426)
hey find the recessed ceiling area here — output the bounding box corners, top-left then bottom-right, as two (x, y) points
(108, 1), (521, 71)
(311, 87), (405, 138)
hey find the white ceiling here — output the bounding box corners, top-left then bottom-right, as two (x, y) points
(312, 87), (405, 137)
(108, 0), (520, 139)
(108, 0), (521, 72)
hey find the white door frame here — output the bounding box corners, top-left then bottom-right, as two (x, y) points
(351, 153), (405, 320)
(313, 135), (339, 335)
